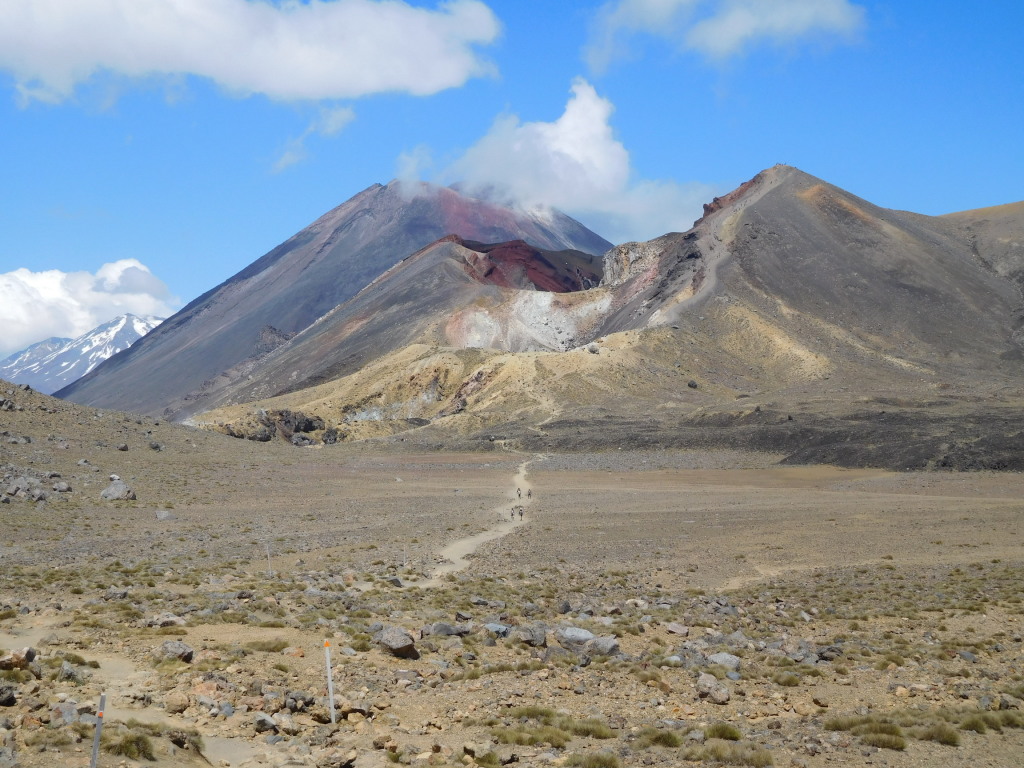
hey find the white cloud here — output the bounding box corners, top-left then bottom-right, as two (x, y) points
(274, 105), (356, 172)
(587, 0), (864, 71)
(443, 79), (714, 244)
(0, 260), (179, 358)
(0, 0), (501, 103)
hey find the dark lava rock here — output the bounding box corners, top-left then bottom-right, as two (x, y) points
(373, 626), (419, 659)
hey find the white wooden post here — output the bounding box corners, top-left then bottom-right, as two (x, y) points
(324, 640), (336, 724)
(89, 692), (106, 768)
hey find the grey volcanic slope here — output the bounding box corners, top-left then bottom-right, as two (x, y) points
(200, 166), (1024, 470)
(592, 165), (1023, 371)
(56, 181), (611, 417)
(164, 237), (603, 418)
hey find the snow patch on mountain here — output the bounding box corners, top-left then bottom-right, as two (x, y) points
(0, 314), (163, 394)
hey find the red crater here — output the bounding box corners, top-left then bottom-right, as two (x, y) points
(459, 239), (602, 293)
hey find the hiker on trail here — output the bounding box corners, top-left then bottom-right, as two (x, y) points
(517, 487), (521, 499)
(518, 507), (523, 520)
(511, 508), (515, 520)
(527, 489), (532, 499)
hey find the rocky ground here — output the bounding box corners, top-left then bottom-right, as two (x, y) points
(1, 382), (1023, 768)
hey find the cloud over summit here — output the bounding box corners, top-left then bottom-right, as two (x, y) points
(0, 0), (501, 103)
(445, 79), (713, 244)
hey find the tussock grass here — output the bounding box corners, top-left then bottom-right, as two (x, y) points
(565, 718), (615, 739)
(960, 714), (991, 733)
(825, 705), (1024, 749)
(492, 725), (571, 748)
(24, 729), (73, 749)
(859, 733), (906, 750)
(635, 726), (683, 748)
(916, 723), (960, 746)
(771, 671), (799, 687)
(243, 638), (289, 653)
(705, 722), (742, 741)
(683, 739), (773, 766)
(565, 752), (620, 768)
(498, 706), (615, 745)
(104, 732), (156, 760)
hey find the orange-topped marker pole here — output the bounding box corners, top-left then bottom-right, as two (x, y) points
(324, 640), (336, 724)
(90, 692), (106, 768)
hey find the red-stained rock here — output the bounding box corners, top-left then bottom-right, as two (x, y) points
(459, 239), (601, 292)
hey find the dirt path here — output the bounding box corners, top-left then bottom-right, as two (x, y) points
(415, 456), (536, 587)
(1, 621), (263, 767)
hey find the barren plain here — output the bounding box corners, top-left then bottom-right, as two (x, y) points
(1, 382), (1023, 768)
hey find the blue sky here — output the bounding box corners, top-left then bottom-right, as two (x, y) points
(1, 0), (1022, 357)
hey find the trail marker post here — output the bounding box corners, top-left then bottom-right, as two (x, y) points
(324, 640), (336, 724)
(89, 691), (106, 768)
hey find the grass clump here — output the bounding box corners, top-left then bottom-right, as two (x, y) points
(492, 725), (570, 748)
(705, 722), (742, 741)
(24, 729), (73, 749)
(104, 732), (156, 760)
(635, 726), (683, 748)
(683, 740), (773, 766)
(859, 733), (906, 750)
(772, 672), (800, 687)
(565, 752), (620, 768)
(917, 723), (960, 746)
(960, 714), (990, 734)
(244, 638), (289, 653)
(496, 707), (615, 747)
(563, 718), (615, 739)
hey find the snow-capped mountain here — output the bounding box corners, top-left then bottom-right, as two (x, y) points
(0, 314), (163, 394)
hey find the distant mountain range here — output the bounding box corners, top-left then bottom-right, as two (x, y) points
(53, 167), (1024, 469)
(0, 314), (163, 394)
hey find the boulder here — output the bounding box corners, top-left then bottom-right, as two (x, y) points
(165, 691), (190, 714)
(315, 747), (359, 768)
(696, 672), (730, 704)
(585, 636), (620, 656)
(373, 626), (419, 659)
(555, 626), (595, 651)
(0, 648), (35, 670)
(426, 622), (470, 637)
(51, 700), (80, 724)
(511, 625), (547, 647)
(483, 622), (510, 638)
(100, 479), (136, 501)
(153, 640), (194, 663)
(57, 661), (85, 684)
(253, 713), (278, 733)
(707, 652), (741, 671)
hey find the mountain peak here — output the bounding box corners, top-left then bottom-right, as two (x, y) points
(57, 183), (612, 417)
(1, 314), (162, 394)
